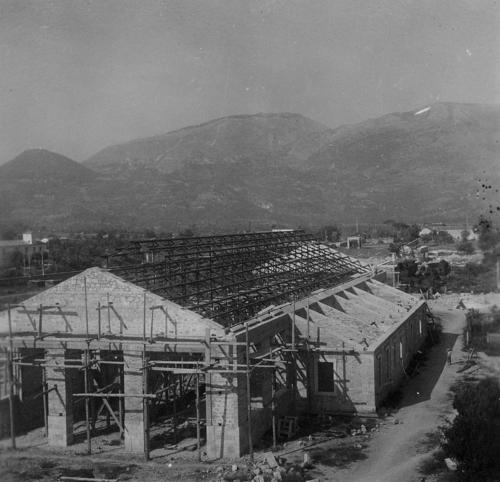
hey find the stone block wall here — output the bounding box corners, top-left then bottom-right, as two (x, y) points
(306, 304), (429, 415)
(123, 349), (146, 453)
(307, 351), (376, 415)
(0, 268), (224, 340)
(46, 348), (74, 447)
(205, 316), (295, 459)
(373, 304), (428, 406)
(205, 339), (249, 459)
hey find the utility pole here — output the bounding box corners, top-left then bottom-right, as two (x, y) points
(497, 255), (500, 292)
(392, 252), (396, 288)
(7, 304), (16, 449)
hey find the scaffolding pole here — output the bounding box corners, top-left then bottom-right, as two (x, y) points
(3, 290), (304, 460)
(195, 367), (201, 462)
(84, 347), (91, 454)
(7, 304), (16, 449)
(291, 300), (297, 413)
(143, 349), (150, 460)
(172, 374), (177, 443)
(270, 347), (276, 450)
(42, 366), (48, 437)
(245, 323), (253, 462)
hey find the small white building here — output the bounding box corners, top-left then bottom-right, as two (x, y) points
(0, 231), (46, 269)
(444, 229), (478, 242)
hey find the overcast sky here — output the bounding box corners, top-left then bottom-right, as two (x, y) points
(0, 0), (499, 163)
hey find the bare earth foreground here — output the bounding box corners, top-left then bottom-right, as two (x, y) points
(0, 294), (499, 482)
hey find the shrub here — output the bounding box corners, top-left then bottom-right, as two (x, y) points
(442, 377), (500, 480)
(456, 241), (474, 255)
(446, 261), (497, 293)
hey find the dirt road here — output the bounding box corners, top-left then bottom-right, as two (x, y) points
(328, 300), (466, 482)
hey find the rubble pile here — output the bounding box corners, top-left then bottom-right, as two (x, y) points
(208, 451), (318, 482)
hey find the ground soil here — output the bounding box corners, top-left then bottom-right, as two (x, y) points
(1, 293), (499, 481)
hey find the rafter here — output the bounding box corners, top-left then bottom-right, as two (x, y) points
(107, 231), (369, 326)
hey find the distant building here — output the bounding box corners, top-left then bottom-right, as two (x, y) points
(347, 235), (362, 249)
(444, 229), (478, 242)
(419, 226), (478, 242)
(419, 228), (432, 237)
(0, 231), (47, 269)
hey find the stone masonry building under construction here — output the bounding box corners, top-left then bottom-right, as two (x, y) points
(0, 231), (431, 458)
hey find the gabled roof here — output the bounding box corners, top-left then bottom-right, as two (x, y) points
(0, 267), (223, 339)
(257, 241), (369, 274)
(243, 276), (423, 351)
(0, 240), (29, 248)
(110, 234), (370, 327)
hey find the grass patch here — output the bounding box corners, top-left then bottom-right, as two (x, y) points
(418, 448), (446, 475)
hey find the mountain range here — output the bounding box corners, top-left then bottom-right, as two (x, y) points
(1, 102), (499, 233)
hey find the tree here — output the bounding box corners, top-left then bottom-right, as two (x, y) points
(388, 221), (420, 243)
(475, 216), (500, 252)
(435, 230), (455, 245)
(443, 377), (500, 480)
(437, 259), (451, 276)
(456, 240), (474, 255)
(9, 250), (24, 269)
(318, 224), (341, 242)
(420, 232), (434, 243)
(388, 242), (401, 255)
(1, 228), (17, 240)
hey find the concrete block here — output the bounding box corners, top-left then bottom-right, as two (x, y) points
(123, 351), (145, 453)
(47, 415), (73, 446)
(264, 451), (278, 468)
(46, 348), (74, 447)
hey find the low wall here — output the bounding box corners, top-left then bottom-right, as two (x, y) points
(486, 332), (500, 348)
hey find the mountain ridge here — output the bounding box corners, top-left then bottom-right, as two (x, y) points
(1, 103), (499, 232)
(85, 112), (330, 174)
(0, 149), (97, 182)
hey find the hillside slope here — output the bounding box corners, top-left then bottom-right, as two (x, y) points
(1, 104), (498, 232)
(0, 149), (99, 231)
(0, 149), (96, 182)
(85, 113), (329, 174)
(302, 102), (500, 220)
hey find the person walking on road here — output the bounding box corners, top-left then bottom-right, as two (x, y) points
(447, 347), (452, 365)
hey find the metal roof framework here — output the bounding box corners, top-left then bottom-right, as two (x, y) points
(108, 230), (369, 326)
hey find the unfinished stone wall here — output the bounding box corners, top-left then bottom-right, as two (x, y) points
(306, 351), (376, 415)
(0, 268), (223, 340)
(373, 304), (428, 406)
(46, 348), (74, 446)
(205, 341), (248, 458)
(205, 314), (294, 458)
(0, 397), (16, 439)
(123, 349), (146, 453)
(305, 303), (429, 415)
(0, 347), (45, 440)
(18, 348), (44, 432)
